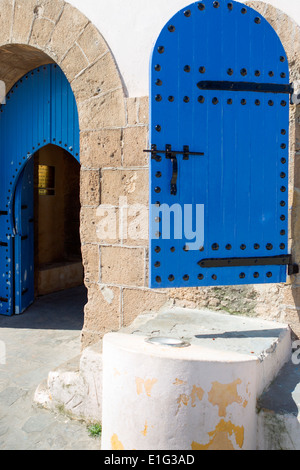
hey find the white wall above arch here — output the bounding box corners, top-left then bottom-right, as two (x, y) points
(68, 0), (300, 97)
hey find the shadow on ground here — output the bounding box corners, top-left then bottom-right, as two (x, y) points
(0, 285), (87, 331)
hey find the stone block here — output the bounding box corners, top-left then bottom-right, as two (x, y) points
(37, 0), (64, 23)
(77, 22), (108, 64)
(138, 96), (149, 125)
(81, 329), (103, 349)
(71, 53), (121, 103)
(78, 89), (126, 130)
(100, 246), (145, 287)
(281, 284), (300, 310)
(293, 156), (300, 189)
(47, 3), (89, 62)
(80, 169), (101, 206)
(123, 205), (149, 247)
(80, 129), (122, 169)
(126, 97), (138, 126)
(291, 188), (300, 262)
(84, 283), (121, 331)
(0, 0), (14, 45)
(122, 126), (148, 167)
(96, 205), (121, 245)
(38, 262), (83, 295)
(12, 0), (37, 44)
(29, 17), (55, 49)
(81, 244), (100, 285)
(101, 169), (149, 206)
(80, 207), (99, 244)
(122, 288), (168, 327)
(60, 44), (89, 82)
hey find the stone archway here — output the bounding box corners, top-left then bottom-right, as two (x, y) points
(0, 0), (128, 345)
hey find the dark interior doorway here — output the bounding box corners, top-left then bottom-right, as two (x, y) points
(33, 144), (83, 297)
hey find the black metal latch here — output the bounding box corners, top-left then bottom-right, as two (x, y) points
(144, 145), (204, 196)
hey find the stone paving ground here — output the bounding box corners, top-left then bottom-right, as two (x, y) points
(0, 286), (100, 450)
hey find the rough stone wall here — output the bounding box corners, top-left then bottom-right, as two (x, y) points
(80, 96), (168, 346)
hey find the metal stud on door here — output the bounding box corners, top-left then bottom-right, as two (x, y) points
(148, 1), (293, 289)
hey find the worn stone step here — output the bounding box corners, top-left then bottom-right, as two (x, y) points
(34, 342), (102, 423)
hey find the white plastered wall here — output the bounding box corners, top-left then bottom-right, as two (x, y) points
(68, 0), (300, 97)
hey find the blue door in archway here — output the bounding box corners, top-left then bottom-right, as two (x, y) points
(0, 64), (80, 315)
(14, 157), (35, 314)
(149, 0), (292, 289)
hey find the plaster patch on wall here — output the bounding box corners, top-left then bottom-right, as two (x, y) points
(100, 285), (115, 304)
(124, 172), (137, 194)
(141, 421), (148, 436)
(135, 377), (158, 397)
(191, 420), (245, 450)
(111, 433), (124, 450)
(208, 379), (245, 417)
(173, 378), (187, 386)
(176, 385), (204, 411)
(177, 393), (189, 409)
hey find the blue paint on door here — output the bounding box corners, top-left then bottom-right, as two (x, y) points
(0, 64), (79, 315)
(14, 157), (35, 314)
(149, 1), (290, 289)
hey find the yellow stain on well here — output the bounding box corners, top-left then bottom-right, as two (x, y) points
(208, 379), (244, 417)
(177, 385), (204, 409)
(191, 385), (205, 407)
(173, 378), (187, 386)
(111, 434), (124, 450)
(191, 420), (245, 450)
(177, 393), (190, 408)
(136, 377), (158, 397)
(141, 421), (148, 437)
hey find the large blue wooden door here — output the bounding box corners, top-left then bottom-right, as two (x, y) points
(14, 158), (35, 314)
(149, 0), (292, 289)
(0, 64), (79, 315)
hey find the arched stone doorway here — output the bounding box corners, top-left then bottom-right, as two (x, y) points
(0, 0), (127, 342)
(0, 62), (81, 315)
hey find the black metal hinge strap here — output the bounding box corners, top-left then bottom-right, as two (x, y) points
(197, 81), (292, 94)
(0, 241), (8, 247)
(0, 297), (8, 303)
(198, 255), (299, 275)
(199, 255), (292, 268)
(0, 211), (8, 216)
